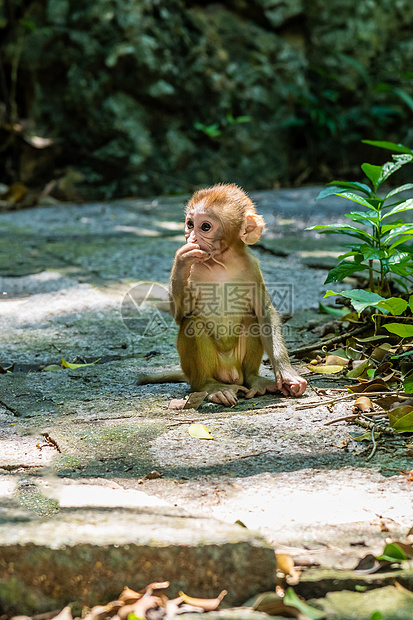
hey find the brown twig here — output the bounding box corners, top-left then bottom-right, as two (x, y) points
(289, 324), (371, 356)
(296, 390), (405, 411)
(324, 412), (386, 425)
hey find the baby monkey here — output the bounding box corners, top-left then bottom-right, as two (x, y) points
(141, 183), (307, 406)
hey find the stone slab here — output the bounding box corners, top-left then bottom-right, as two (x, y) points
(0, 500), (277, 615)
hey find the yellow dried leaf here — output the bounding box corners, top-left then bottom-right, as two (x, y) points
(178, 590), (227, 611)
(305, 364), (344, 374)
(189, 423), (218, 440)
(62, 357), (101, 369)
(276, 553), (295, 575)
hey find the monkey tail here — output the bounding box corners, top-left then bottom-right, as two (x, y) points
(137, 370), (187, 385)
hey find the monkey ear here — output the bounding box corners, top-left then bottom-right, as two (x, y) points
(240, 211), (265, 245)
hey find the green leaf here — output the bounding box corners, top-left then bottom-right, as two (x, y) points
(376, 297), (408, 316)
(346, 359), (371, 378)
(308, 224), (375, 241)
(345, 211), (379, 225)
(326, 180), (372, 195)
(391, 350), (413, 360)
(362, 140), (413, 155)
(385, 183), (413, 200)
(382, 198), (413, 219)
(388, 251), (412, 265)
(381, 219), (404, 234)
(389, 406), (413, 432)
(128, 614), (146, 620)
(361, 163), (382, 189)
(359, 244), (386, 260)
(389, 264), (413, 277)
(383, 323), (413, 337)
(316, 185), (351, 200)
(371, 611), (383, 620)
(376, 542), (408, 562)
(283, 588), (325, 620)
(404, 374), (413, 393)
(325, 261), (368, 284)
(378, 154), (413, 187)
(383, 224), (413, 243)
(389, 235), (413, 251)
(393, 86), (413, 112)
(337, 251), (360, 261)
(325, 289), (385, 315)
(409, 295), (413, 313)
(62, 357), (101, 369)
(334, 192), (377, 209)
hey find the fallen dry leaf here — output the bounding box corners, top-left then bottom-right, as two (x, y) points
(137, 471), (164, 484)
(346, 378), (392, 393)
(118, 587), (142, 604)
(276, 553), (295, 576)
(178, 590), (227, 611)
(50, 608), (73, 620)
(83, 601), (122, 620)
(353, 553), (387, 574)
(129, 595), (163, 619)
(140, 582), (170, 595)
(324, 354), (349, 366)
(188, 423), (218, 440)
(352, 396), (373, 413)
(374, 396), (403, 411)
(168, 391), (207, 410)
(305, 364), (344, 374)
(62, 357), (101, 369)
(248, 591), (301, 617)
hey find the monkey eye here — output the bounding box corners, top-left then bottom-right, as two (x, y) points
(186, 220), (194, 229)
(201, 222), (212, 232)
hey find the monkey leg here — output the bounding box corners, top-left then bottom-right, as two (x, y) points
(242, 329), (286, 398)
(177, 322), (248, 406)
(243, 330), (306, 398)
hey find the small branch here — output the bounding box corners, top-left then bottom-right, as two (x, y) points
(296, 390), (404, 411)
(289, 324), (371, 356)
(324, 412), (386, 426)
(354, 416), (398, 436)
(366, 423), (378, 461)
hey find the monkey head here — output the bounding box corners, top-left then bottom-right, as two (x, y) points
(185, 183), (265, 255)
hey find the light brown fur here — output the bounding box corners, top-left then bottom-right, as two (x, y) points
(139, 183), (307, 406)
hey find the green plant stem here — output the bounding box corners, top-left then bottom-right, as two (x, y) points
(368, 259), (374, 292)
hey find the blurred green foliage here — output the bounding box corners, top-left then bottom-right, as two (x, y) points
(1, 0), (413, 198)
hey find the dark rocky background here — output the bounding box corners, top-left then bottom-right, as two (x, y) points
(1, 0), (413, 200)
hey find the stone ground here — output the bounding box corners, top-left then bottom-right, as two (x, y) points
(0, 187), (413, 618)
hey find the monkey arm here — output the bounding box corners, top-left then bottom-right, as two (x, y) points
(252, 282), (306, 396)
(169, 243), (209, 322)
(170, 278), (193, 324)
(257, 293), (297, 377)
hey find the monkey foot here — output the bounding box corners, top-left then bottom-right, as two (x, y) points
(245, 375), (307, 398)
(206, 383), (249, 407)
